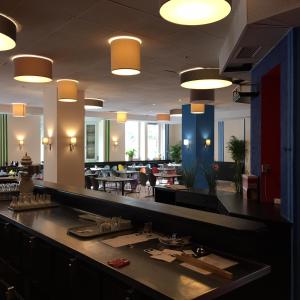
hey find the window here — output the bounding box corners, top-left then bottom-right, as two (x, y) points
(125, 121), (167, 161)
(147, 124), (159, 160)
(85, 118), (104, 162)
(125, 121), (140, 160)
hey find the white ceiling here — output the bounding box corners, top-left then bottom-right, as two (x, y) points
(0, 0), (250, 115)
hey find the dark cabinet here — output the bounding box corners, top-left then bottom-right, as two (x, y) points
(102, 276), (151, 300)
(0, 217), (152, 300)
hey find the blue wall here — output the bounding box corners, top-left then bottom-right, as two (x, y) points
(251, 30), (294, 220)
(182, 104), (214, 189)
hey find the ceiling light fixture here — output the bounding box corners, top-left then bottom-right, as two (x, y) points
(117, 112), (128, 123)
(191, 103), (205, 114)
(84, 98), (104, 111)
(170, 109), (182, 117)
(180, 67), (232, 89)
(12, 54), (53, 83)
(57, 79), (79, 102)
(159, 0), (231, 26)
(190, 89), (215, 104)
(108, 36), (142, 76)
(0, 14), (17, 51)
(12, 103), (27, 117)
(156, 113), (170, 122)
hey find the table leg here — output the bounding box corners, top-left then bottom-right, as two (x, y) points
(121, 181), (125, 195)
(103, 181), (106, 192)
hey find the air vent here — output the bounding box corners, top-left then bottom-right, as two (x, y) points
(236, 46), (262, 59)
(224, 63), (253, 72)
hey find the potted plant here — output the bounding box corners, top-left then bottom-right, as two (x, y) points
(126, 149), (136, 161)
(226, 136), (246, 193)
(169, 144), (182, 163)
(201, 163), (219, 194)
(182, 166), (197, 189)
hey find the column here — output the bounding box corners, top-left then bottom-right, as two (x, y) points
(43, 86), (84, 187)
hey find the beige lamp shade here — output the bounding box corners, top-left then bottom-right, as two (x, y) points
(180, 68), (232, 89)
(191, 103), (205, 114)
(12, 103), (27, 117)
(159, 0), (231, 26)
(13, 55), (53, 83)
(170, 109), (182, 117)
(190, 89), (215, 104)
(117, 112), (128, 123)
(109, 36), (142, 76)
(84, 98), (104, 110)
(156, 113), (170, 122)
(57, 79), (78, 102)
(0, 14), (17, 51)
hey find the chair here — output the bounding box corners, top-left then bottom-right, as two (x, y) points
(139, 172), (149, 197)
(85, 176), (93, 189)
(152, 166), (159, 174)
(90, 177), (100, 191)
(118, 164), (125, 171)
(148, 173), (157, 196)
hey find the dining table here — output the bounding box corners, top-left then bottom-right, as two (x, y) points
(96, 177), (135, 195)
(154, 173), (182, 184)
(115, 170), (139, 177)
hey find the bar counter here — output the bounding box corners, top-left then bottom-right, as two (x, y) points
(0, 181), (272, 300)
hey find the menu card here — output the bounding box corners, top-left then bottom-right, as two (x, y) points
(181, 254), (238, 275)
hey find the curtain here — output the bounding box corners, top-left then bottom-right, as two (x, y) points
(0, 114), (8, 166)
(104, 120), (110, 162)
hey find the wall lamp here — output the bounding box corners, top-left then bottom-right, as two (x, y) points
(42, 137), (52, 151)
(112, 137), (119, 148)
(204, 139), (211, 148)
(18, 139), (24, 150)
(69, 137), (77, 151)
(183, 139), (190, 149)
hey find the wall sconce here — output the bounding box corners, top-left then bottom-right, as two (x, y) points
(204, 139), (211, 148)
(69, 137), (77, 151)
(18, 139), (24, 150)
(42, 137), (52, 151)
(112, 137), (119, 148)
(183, 139), (190, 149)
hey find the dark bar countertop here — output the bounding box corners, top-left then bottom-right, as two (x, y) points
(0, 201), (270, 300)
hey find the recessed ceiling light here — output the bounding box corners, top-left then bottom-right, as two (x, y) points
(12, 54), (53, 83)
(84, 98), (104, 111)
(0, 14), (17, 51)
(170, 109), (182, 117)
(159, 0), (231, 26)
(108, 36), (142, 76)
(180, 68), (232, 89)
(57, 79), (79, 102)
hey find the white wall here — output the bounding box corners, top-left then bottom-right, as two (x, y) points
(214, 108), (251, 173)
(169, 124), (182, 147)
(7, 115), (41, 164)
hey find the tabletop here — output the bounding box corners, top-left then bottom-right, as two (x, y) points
(96, 177), (135, 182)
(154, 173), (182, 178)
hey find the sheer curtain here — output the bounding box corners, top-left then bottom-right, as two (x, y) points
(0, 114), (8, 166)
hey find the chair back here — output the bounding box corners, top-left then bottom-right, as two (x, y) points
(90, 177), (99, 190)
(139, 172), (148, 186)
(152, 166), (159, 174)
(118, 164), (125, 171)
(149, 173), (157, 187)
(85, 176), (93, 189)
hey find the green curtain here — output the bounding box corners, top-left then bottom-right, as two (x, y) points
(0, 114), (8, 166)
(104, 120), (110, 162)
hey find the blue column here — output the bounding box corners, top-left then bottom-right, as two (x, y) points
(182, 104), (214, 189)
